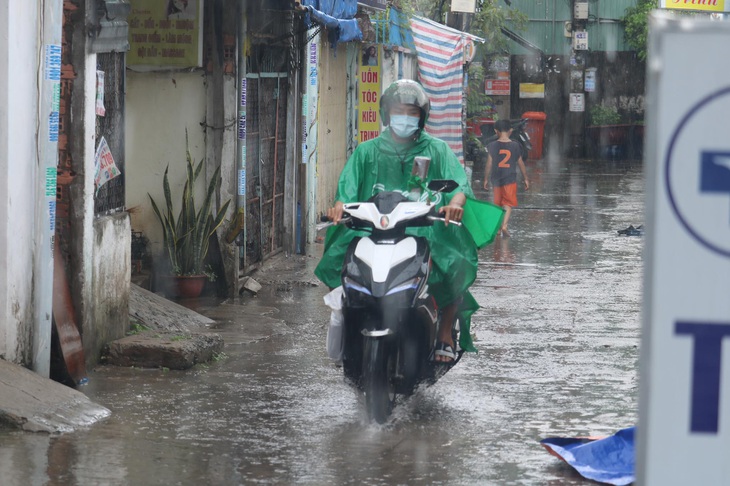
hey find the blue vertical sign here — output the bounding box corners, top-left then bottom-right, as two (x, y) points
(239, 77), (247, 196)
(45, 44), (61, 143)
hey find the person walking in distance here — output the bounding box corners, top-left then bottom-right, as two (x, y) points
(483, 119), (529, 236)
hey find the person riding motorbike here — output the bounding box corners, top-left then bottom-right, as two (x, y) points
(314, 79), (481, 362)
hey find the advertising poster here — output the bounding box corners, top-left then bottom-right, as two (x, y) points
(519, 83), (545, 99)
(585, 68), (596, 92)
(487, 56), (510, 80)
(660, 0), (728, 12)
(94, 137), (121, 192)
(358, 44), (381, 143)
(569, 93), (585, 112)
(485, 79), (510, 96)
(451, 0), (476, 13)
(96, 71), (106, 116)
(128, 0), (203, 68)
(573, 30), (589, 50)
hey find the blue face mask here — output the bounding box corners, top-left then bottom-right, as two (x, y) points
(389, 115), (420, 139)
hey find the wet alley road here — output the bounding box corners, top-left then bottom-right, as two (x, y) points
(0, 158), (644, 485)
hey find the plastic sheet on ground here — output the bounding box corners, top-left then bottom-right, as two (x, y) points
(540, 427), (635, 485)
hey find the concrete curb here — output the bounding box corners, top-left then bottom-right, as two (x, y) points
(103, 331), (224, 370)
(0, 359), (111, 433)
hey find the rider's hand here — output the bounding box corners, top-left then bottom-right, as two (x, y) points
(439, 203), (464, 226)
(524, 179), (530, 191)
(327, 201), (345, 224)
(483, 180), (489, 191)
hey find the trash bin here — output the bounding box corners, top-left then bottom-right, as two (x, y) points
(522, 111), (547, 160)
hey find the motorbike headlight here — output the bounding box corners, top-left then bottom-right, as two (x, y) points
(385, 277), (422, 296)
(343, 276), (372, 296)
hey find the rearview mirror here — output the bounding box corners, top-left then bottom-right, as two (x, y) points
(427, 179), (459, 193)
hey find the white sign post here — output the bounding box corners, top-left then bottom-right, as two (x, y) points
(639, 13), (730, 485)
(451, 0), (476, 13)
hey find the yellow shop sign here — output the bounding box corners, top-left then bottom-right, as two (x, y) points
(660, 0), (728, 12)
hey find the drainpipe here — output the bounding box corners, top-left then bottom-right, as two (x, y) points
(33, 0), (63, 376)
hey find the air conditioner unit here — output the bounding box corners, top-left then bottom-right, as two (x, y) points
(574, 2), (589, 20)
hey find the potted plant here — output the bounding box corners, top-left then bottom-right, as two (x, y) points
(586, 105), (645, 159)
(149, 139), (230, 298)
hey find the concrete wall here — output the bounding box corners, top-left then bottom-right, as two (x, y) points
(316, 42), (349, 215)
(87, 214), (131, 366)
(125, 70), (207, 262)
(0, 2), (40, 364)
(381, 48), (418, 89)
(510, 52), (645, 158)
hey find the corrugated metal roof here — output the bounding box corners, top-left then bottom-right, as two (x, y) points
(595, 0), (637, 21)
(504, 0), (637, 55)
(90, 0), (131, 53)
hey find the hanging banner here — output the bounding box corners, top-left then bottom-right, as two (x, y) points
(128, 0), (204, 68)
(660, 0), (729, 12)
(358, 44), (381, 143)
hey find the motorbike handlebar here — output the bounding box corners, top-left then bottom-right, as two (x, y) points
(427, 216), (462, 227)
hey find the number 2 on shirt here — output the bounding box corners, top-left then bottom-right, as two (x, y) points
(498, 149), (512, 168)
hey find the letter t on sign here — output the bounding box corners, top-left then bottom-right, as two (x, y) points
(675, 322), (730, 434)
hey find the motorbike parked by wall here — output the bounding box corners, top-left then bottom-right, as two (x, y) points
(321, 180), (464, 423)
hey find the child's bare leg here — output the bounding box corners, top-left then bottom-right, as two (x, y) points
(501, 205), (512, 235)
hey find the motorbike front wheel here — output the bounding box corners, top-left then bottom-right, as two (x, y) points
(362, 337), (396, 424)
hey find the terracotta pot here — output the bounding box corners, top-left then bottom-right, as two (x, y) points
(164, 275), (207, 299)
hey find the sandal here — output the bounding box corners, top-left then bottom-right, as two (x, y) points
(434, 341), (456, 363)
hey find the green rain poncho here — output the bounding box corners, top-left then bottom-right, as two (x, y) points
(315, 128), (503, 352)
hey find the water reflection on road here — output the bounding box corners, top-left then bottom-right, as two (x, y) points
(0, 158), (643, 485)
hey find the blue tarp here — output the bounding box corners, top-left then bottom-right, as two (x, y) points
(302, 0), (362, 46)
(315, 0), (358, 19)
(540, 427), (636, 486)
(384, 8), (415, 50)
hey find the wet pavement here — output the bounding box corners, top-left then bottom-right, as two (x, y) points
(0, 157), (643, 485)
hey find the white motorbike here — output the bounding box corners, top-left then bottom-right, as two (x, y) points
(322, 180), (464, 423)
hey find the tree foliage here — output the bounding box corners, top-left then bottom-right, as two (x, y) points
(621, 0), (658, 61)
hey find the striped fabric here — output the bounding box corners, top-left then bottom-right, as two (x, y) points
(410, 16), (465, 164)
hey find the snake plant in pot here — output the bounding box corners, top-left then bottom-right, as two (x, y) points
(149, 146), (230, 298)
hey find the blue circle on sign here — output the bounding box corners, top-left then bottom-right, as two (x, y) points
(665, 86), (730, 258)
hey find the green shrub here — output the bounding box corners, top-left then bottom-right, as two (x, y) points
(590, 105), (622, 126)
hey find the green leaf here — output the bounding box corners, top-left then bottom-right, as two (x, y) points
(150, 132), (231, 277)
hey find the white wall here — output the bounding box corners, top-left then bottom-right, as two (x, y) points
(0, 2), (41, 363)
(125, 70), (207, 260)
(381, 48), (418, 89)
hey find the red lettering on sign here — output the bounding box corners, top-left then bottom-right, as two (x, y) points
(361, 71), (379, 83)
